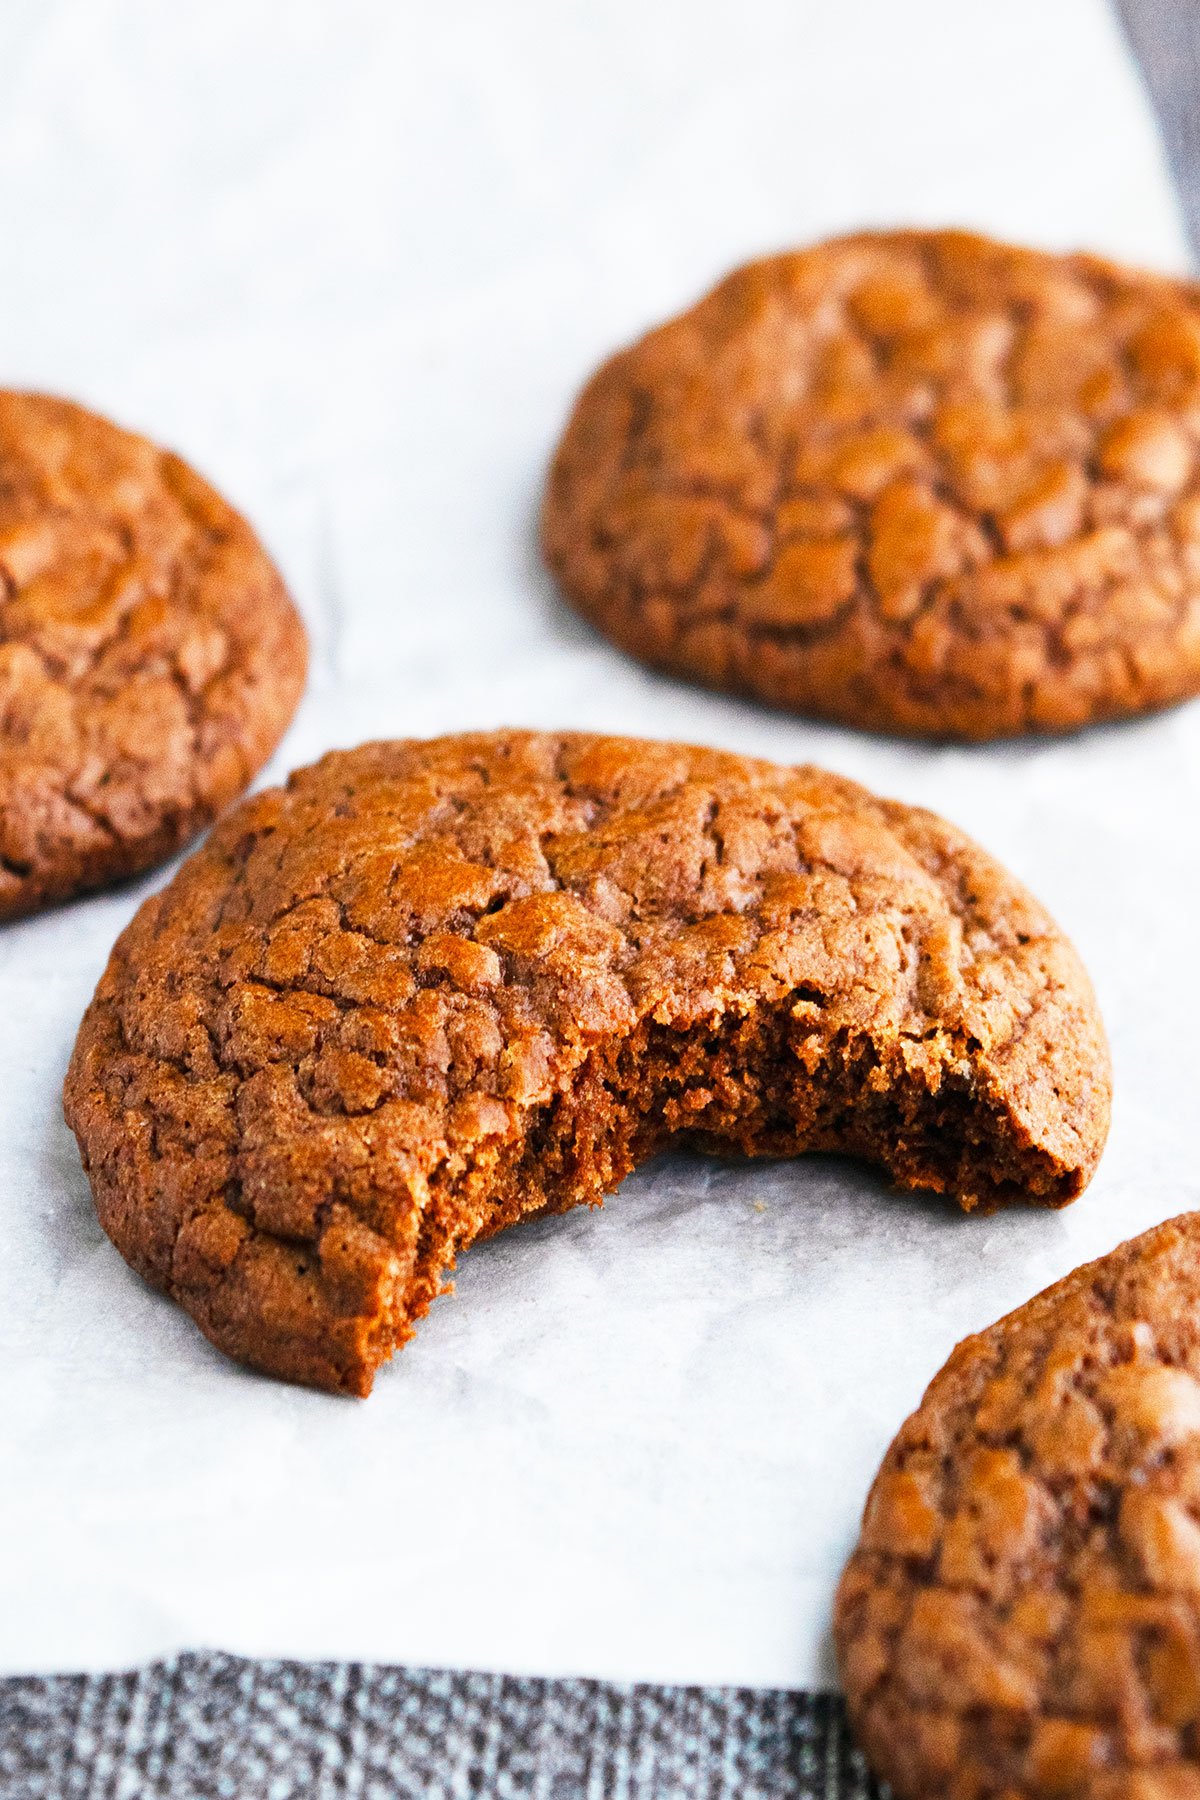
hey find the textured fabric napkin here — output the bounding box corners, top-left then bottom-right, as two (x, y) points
(2, 1), (1198, 1793)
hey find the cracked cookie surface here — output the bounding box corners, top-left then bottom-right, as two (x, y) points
(0, 392), (307, 917)
(64, 730), (1109, 1394)
(543, 230), (1200, 740)
(836, 1214), (1200, 1800)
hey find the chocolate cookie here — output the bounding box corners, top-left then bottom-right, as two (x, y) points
(543, 230), (1200, 740)
(64, 730), (1109, 1394)
(835, 1213), (1200, 1800)
(0, 392), (307, 918)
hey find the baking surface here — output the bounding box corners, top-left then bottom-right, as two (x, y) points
(1, 0), (1195, 1687)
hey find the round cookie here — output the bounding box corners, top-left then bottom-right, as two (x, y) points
(0, 392), (307, 918)
(835, 1213), (1200, 1800)
(64, 730), (1109, 1394)
(543, 230), (1200, 740)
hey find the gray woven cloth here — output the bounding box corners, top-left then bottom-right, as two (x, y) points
(3, 7), (1197, 1797)
(0, 1657), (872, 1800)
(1118, 0), (1200, 252)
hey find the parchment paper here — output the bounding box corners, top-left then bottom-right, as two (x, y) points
(1, 0), (1195, 1688)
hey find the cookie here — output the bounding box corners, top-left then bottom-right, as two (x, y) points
(0, 392), (307, 918)
(835, 1213), (1200, 1800)
(63, 730), (1110, 1394)
(542, 230), (1200, 740)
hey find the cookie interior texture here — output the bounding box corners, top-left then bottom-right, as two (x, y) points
(64, 731), (1110, 1394)
(836, 1214), (1200, 1800)
(0, 391), (307, 918)
(543, 229), (1200, 740)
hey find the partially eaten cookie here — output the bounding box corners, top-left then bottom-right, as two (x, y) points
(64, 730), (1110, 1393)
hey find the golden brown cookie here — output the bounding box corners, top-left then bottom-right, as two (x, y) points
(835, 1213), (1200, 1800)
(64, 730), (1110, 1394)
(0, 392), (307, 918)
(543, 230), (1200, 740)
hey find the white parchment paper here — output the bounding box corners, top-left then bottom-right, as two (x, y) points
(1, 0), (1196, 1687)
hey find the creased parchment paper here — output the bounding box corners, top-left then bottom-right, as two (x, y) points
(1, 0), (1195, 1687)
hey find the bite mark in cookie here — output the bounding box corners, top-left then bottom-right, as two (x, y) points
(836, 1214), (1200, 1800)
(64, 730), (1110, 1393)
(0, 392), (307, 917)
(543, 230), (1200, 740)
